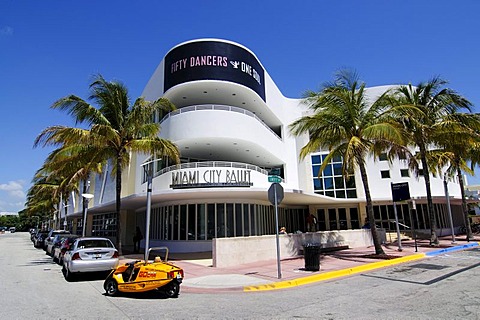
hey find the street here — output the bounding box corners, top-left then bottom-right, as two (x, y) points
(1, 232), (480, 319)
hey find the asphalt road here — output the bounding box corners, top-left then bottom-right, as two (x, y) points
(2, 232), (480, 319)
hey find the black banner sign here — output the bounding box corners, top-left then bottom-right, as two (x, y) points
(391, 182), (411, 202)
(164, 41), (266, 101)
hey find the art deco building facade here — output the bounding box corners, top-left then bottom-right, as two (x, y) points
(66, 39), (466, 252)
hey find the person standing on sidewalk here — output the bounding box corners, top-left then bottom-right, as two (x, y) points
(133, 226), (143, 253)
(306, 213), (317, 232)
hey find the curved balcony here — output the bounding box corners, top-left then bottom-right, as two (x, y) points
(160, 104), (281, 140)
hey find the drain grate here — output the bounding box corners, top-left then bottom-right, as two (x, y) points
(409, 263), (449, 270)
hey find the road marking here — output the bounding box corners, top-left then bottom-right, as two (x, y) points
(244, 253), (426, 292)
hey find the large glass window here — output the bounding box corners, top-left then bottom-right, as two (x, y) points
(235, 204), (242, 237)
(312, 153), (357, 198)
(188, 204), (195, 240)
(197, 204), (206, 240)
(216, 204), (225, 238)
(145, 203), (309, 240)
(316, 209), (326, 231)
(328, 209), (338, 230)
(207, 204), (215, 240)
(226, 203), (234, 237)
(92, 213), (116, 237)
(180, 205), (187, 240)
(338, 208), (347, 230)
(350, 208), (359, 229)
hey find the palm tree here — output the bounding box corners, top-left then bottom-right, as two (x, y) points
(289, 70), (406, 255)
(34, 75), (180, 253)
(25, 187), (56, 228)
(25, 170), (62, 229)
(34, 144), (104, 231)
(434, 113), (480, 241)
(388, 77), (473, 245)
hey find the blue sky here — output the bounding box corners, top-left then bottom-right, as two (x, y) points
(1, 0), (480, 213)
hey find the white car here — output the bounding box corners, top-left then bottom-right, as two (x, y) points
(62, 237), (119, 281)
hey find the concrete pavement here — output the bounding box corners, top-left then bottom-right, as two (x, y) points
(120, 235), (480, 293)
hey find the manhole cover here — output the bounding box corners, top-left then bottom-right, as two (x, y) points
(409, 263), (448, 270)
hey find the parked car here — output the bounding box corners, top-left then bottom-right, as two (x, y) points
(32, 229), (44, 243)
(30, 229), (38, 242)
(52, 235), (79, 264)
(44, 230), (70, 256)
(34, 231), (50, 248)
(8, 227), (15, 233)
(62, 237), (119, 281)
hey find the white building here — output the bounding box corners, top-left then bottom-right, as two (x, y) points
(66, 39), (467, 253)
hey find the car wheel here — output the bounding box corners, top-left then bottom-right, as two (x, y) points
(104, 278), (118, 296)
(63, 265), (74, 282)
(164, 281), (180, 298)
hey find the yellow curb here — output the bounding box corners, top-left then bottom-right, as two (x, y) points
(244, 253), (426, 292)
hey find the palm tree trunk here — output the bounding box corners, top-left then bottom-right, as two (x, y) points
(359, 161), (385, 255)
(457, 165), (474, 241)
(420, 145), (439, 246)
(115, 157), (123, 255)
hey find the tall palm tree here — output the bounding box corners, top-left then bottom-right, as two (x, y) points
(25, 180), (58, 228)
(388, 77), (473, 246)
(289, 70), (406, 255)
(434, 113), (480, 241)
(34, 144), (104, 231)
(34, 75), (180, 253)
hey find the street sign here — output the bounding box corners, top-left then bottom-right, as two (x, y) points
(269, 168), (281, 176)
(391, 182), (411, 202)
(268, 175), (282, 183)
(268, 183), (284, 205)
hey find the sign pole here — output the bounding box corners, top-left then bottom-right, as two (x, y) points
(144, 162), (153, 264)
(443, 176), (456, 244)
(409, 200), (418, 252)
(274, 186), (282, 279)
(393, 202), (402, 251)
(268, 181), (284, 280)
(391, 182), (411, 252)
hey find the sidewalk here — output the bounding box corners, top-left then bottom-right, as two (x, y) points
(120, 235), (480, 293)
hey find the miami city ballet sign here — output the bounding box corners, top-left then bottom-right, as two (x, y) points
(170, 168), (253, 189)
(164, 41), (266, 101)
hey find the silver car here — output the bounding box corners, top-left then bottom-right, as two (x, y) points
(62, 237), (119, 281)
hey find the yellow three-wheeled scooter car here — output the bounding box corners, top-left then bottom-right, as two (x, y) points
(104, 247), (184, 298)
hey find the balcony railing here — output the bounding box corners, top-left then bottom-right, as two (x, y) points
(159, 104), (281, 140)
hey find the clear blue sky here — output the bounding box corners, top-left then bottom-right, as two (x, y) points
(1, 0), (480, 213)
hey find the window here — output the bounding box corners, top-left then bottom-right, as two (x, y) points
(379, 153), (388, 161)
(400, 169), (410, 177)
(92, 213), (116, 237)
(311, 154), (357, 199)
(350, 208), (359, 229)
(77, 239), (113, 249)
(381, 170), (390, 179)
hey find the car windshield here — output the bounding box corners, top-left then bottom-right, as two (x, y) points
(77, 239), (113, 249)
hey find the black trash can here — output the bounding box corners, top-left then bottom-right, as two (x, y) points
(303, 243), (321, 271)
